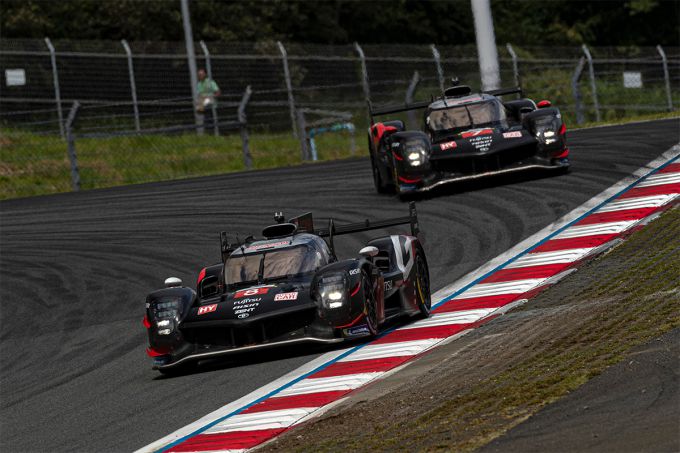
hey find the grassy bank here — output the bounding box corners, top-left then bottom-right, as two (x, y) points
(1, 111), (677, 200)
(262, 207), (680, 452)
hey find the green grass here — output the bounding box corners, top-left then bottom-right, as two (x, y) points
(1, 110), (677, 200)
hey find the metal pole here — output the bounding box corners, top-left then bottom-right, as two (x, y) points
(237, 85), (253, 170)
(572, 57), (587, 125)
(277, 41), (298, 138)
(657, 45), (674, 112)
(180, 0), (201, 131)
(581, 44), (601, 122)
(200, 40), (220, 135)
(44, 38), (65, 138)
(354, 42), (371, 103)
(430, 44), (445, 93)
(65, 101), (81, 191)
(405, 71), (420, 128)
(120, 40), (140, 132)
(471, 0), (501, 90)
(506, 43), (520, 88)
(296, 109), (309, 161)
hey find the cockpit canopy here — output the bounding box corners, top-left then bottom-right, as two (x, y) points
(426, 96), (507, 136)
(225, 234), (332, 288)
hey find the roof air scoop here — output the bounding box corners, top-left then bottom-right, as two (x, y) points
(444, 85), (472, 98)
(262, 223), (297, 239)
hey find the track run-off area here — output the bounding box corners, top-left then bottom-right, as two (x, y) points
(1, 118), (678, 452)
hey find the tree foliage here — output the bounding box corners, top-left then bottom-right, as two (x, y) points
(1, 0), (677, 46)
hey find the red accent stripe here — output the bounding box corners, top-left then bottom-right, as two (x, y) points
(335, 312), (364, 329)
(197, 267), (206, 285)
(167, 428), (286, 452)
(618, 183), (680, 199)
(533, 234), (618, 252)
(398, 175), (422, 184)
(553, 148), (569, 158)
(372, 324), (470, 344)
(575, 207), (657, 226)
(145, 347), (169, 357)
(657, 163), (680, 174)
(433, 294), (518, 313)
(242, 390), (351, 414)
(482, 263), (571, 283)
(392, 151), (403, 161)
(350, 282), (361, 297)
(559, 123), (566, 135)
(142, 315), (151, 329)
(309, 356), (411, 378)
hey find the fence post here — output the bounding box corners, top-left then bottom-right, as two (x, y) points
(296, 109), (309, 161)
(200, 40), (220, 136)
(354, 42), (371, 105)
(506, 43), (520, 88)
(581, 44), (601, 122)
(430, 44), (445, 93)
(65, 101), (81, 191)
(572, 57), (587, 125)
(405, 71), (420, 128)
(120, 40), (141, 132)
(657, 45), (674, 112)
(237, 85), (253, 170)
(44, 38), (65, 138)
(277, 41), (298, 138)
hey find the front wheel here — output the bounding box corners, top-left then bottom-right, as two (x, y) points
(362, 271), (379, 336)
(414, 253), (431, 318)
(371, 154), (390, 194)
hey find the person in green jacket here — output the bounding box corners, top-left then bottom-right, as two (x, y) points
(196, 68), (221, 129)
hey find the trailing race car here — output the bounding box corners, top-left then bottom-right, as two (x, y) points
(368, 82), (570, 196)
(143, 203), (430, 374)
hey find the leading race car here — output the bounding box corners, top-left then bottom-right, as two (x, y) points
(143, 203), (430, 375)
(368, 82), (570, 196)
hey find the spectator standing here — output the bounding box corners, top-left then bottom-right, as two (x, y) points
(196, 68), (221, 130)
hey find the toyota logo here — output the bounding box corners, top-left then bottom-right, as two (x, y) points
(237, 313), (249, 319)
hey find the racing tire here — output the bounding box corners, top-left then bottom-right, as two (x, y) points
(371, 154), (390, 194)
(414, 252), (431, 318)
(361, 271), (379, 336)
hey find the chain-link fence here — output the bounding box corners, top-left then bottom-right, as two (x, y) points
(1, 39), (678, 199)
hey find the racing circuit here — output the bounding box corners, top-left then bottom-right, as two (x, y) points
(0, 118), (678, 452)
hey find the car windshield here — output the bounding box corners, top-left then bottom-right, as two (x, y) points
(428, 100), (506, 133)
(225, 245), (324, 286)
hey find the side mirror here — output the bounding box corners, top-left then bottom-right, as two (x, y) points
(164, 277), (182, 288)
(359, 246), (379, 258)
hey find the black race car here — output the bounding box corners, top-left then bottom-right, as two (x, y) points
(143, 203), (430, 374)
(368, 82), (570, 196)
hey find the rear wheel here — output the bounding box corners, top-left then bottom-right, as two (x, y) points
(414, 253), (431, 318)
(362, 271), (379, 336)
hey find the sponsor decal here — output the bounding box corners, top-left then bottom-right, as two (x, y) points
(349, 268), (361, 275)
(461, 128), (493, 138)
(237, 313), (249, 319)
(245, 241), (289, 252)
(346, 324), (370, 336)
(197, 304), (217, 315)
(274, 292), (298, 301)
(384, 280), (393, 291)
(233, 297), (261, 304)
(440, 140), (457, 150)
(503, 131), (522, 138)
(468, 135), (493, 152)
(235, 287), (270, 298)
(153, 357), (170, 366)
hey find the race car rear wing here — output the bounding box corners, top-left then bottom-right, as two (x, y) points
(368, 86), (524, 123)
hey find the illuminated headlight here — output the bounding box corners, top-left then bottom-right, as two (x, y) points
(318, 274), (348, 309)
(404, 140), (428, 167)
(158, 328), (172, 335)
(534, 118), (559, 145)
(157, 320), (171, 327)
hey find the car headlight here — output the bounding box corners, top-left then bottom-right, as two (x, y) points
(533, 117), (559, 145)
(318, 273), (348, 309)
(151, 297), (181, 334)
(403, 140), (429, 167)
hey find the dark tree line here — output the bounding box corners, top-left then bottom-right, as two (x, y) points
(1, 0), (678, 46)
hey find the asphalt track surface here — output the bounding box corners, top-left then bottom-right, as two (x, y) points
(1, 118), (678, 452)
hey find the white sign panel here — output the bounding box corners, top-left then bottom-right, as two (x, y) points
(623, 71), (642, 88)
(5, 69), (26, 86)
